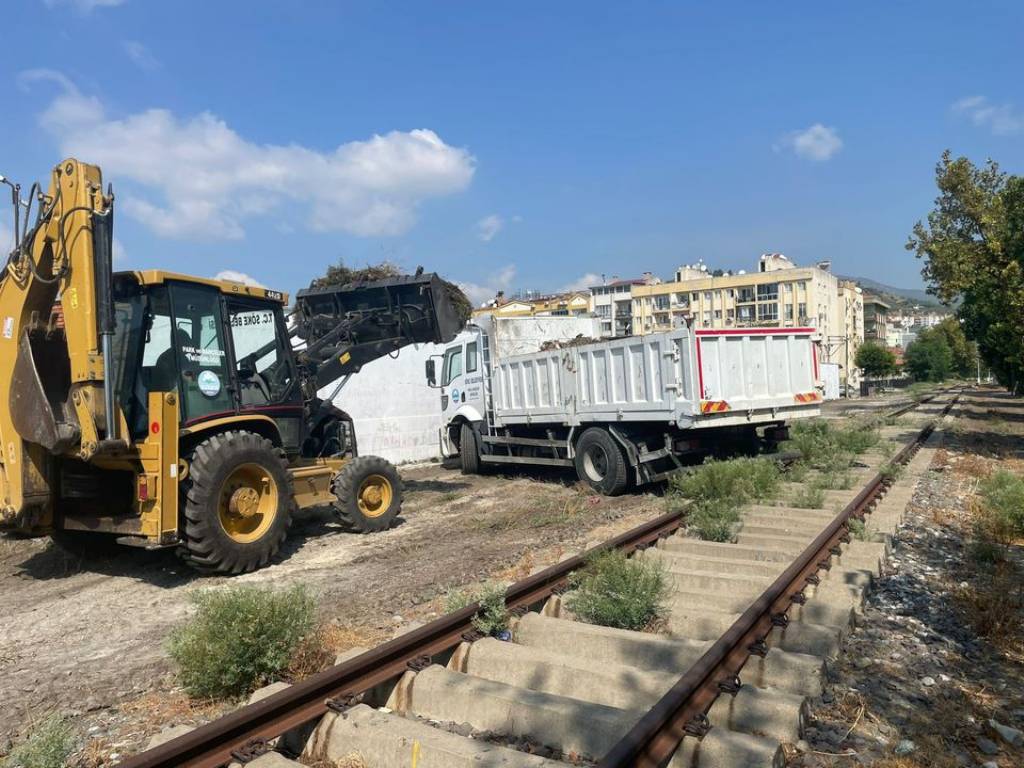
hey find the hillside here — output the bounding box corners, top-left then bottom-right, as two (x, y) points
(839, 276), (949, 311)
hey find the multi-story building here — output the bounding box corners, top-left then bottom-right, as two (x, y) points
(589, 273), (661, 336)
(631, 254), (865, 389)
(863, 296), (890, 343)
(474, 290), (591, 319)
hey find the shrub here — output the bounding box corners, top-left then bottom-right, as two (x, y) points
(168, 585), (317, 699)
(444, 582), (509, 636)
(791, 486), (825, 509)
(834, 423), (880, 455)
(978, 470), (1024, 538)
(847, 518), (873, 541)
(687, 498), (741, 542)
(667, 457), (780, 541)
(567, 550), (671, 631)
(2, 715), (73, 768)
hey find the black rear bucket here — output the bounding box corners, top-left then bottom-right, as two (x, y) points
(294, 272), (467, 387)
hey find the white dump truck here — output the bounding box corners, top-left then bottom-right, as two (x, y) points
(426, 314), (823, 493)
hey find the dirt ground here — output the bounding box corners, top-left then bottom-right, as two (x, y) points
(0, 459), (665, 759)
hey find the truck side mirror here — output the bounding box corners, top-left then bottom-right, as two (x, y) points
(425, 358), (436, 387)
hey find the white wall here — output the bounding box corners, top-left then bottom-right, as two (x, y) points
(325, 343), (445, 464)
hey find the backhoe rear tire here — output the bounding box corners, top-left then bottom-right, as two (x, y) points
(459, 422), (481, 475)
(332, 455), (403, 533)
(179, 430), (293, 574)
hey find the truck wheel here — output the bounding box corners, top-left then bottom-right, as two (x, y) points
(459, 422), (481, 475)
(179, 430), (294, 574)
(332, 455), (403, 533)
(574, 427), (629, 495)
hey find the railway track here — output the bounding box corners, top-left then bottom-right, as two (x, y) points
(121, 391), (959, 768)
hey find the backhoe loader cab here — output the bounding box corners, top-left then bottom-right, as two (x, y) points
(0, 159), (464, 574)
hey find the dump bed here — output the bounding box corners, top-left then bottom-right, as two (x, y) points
(492, 326), (821, 429)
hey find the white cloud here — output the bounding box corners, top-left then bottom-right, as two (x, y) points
(23, 71), (476, 241)
(775, 123), (843, 161)
(559, 272), (602, 293)
(477, 214), (504, 242)
(214, 270), (265, 287)
(122, 40), (159, 70)
(43, 0), (127, 12)
(952, 95), (1024, 136)
(0, 222), (13, 255)
(458, 264), (516, 306)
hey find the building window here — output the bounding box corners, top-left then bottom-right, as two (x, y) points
(783, 283), (793, 294)
(798, 302), (807, 320)
(714, 309), (722, 319)
(654, 295), (670, 310)
(691, 292), (699, 302)
(738, 306), (754, 322)
(784, 304), (794, 321)
(674, 292), (688, 305)
(757, 303), (779, 322)
(702, 311), (711, 326)
(757, 283), (779, 301)
(594, 304), (611, 318)
(737, 286), (755, 303)
(703, 291), (712, 301)
(727, 308), (735, 319)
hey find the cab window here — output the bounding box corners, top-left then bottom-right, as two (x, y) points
(442, 346), (463, 386)
(227, 300), (294, 407)
(465, 342), (478, 373)
(167, 282), (234, 423)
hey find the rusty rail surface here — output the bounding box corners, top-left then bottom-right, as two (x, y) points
(597, 392), (960, 767)
(120, 393), (956, 768)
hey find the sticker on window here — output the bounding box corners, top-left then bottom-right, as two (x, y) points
(197, 370), (222, 397)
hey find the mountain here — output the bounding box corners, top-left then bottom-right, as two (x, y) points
(838, 276), (948, 311)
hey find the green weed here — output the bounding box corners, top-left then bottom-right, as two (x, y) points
(1, 715), (73, 768)
(567, 550), (671, 631)
(168, 585), (317, 700)
(791, 485), (825, 509)
(445, 582), (510, 636)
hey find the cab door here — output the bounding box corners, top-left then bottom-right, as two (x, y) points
(225, 297), (303, 451)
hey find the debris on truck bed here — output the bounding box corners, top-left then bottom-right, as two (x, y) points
(539, 334), (600, 350)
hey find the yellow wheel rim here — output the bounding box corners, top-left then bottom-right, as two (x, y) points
(218, 463), (279, 544)
(357, 474), (393, 518)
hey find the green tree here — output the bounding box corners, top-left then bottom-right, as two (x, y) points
(854, 342), (897, 377)
(904, 329), (953, 381)
(930, 316), (977, 377)
(907, 151), (1024, 391)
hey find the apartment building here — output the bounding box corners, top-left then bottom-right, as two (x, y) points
(589, 273), (661, 336)
(863, 296), (891, 343)
(473, 290), (590, 318)
(631, 254), (865, 387)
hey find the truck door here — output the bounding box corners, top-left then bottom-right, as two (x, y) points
(440, 344), (464, 417)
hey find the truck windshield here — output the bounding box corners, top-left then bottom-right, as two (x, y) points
(442, 346), (462, 386)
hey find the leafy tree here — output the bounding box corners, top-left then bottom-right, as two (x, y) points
(907, 151), (1024, 391)
(930, 316), (977, 377)
(854, 342), (897, 377)
(904, 329), (953, 381)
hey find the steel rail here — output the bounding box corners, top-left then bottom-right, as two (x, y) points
(120, 394), (951, 768)
(598, 392), (960, 767)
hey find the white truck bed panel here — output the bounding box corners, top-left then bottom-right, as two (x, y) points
(492, 327), (820, 428)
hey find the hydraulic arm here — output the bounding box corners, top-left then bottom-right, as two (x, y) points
(0, 159), (116, 528)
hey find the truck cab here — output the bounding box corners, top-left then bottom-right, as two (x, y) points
(432, 330), (487, 457)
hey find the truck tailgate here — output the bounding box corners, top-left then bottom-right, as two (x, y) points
(695, 328), (821, 415)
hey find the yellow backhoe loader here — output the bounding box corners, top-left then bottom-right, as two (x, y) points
(0, 159), (463, 573)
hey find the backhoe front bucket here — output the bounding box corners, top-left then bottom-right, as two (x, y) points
(295, 272), (467, 387)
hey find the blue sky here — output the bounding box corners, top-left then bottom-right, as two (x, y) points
(3, 1), (1023, 302)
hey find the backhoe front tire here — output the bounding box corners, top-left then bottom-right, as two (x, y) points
(332, 455), (403, 533)
(459, 422), (481, 475)
(179, 430), (293, 574)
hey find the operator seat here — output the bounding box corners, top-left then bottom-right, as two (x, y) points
(151, 327), (193, 392)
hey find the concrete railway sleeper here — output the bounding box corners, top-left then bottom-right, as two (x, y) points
(120, 392), (960, 768)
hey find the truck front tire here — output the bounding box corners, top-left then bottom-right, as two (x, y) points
(574, 427), (629, 495)
(459, 422), (481, 475)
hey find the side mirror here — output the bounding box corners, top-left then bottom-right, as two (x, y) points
(425, 358), (436, 387)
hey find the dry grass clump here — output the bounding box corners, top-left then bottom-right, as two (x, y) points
(955, 562), (1023, 644)
(1, 715), (74, 768)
